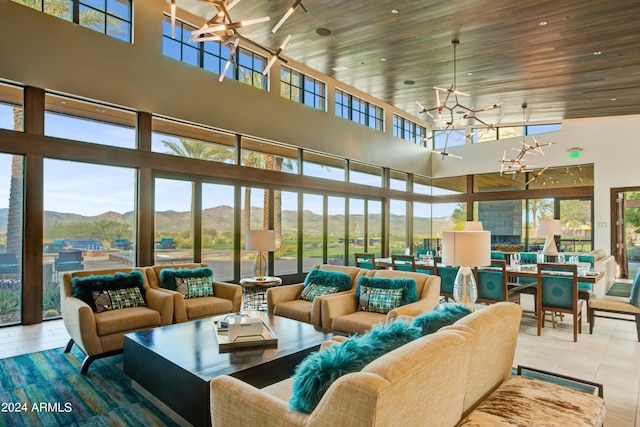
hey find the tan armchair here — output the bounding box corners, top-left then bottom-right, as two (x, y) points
(61, 267), (173, 374)
(321, 269), (441, 335)
(145, 263), (242, 323)
(267, 265), (366, 328)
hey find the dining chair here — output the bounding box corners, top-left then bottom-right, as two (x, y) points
(391, 254), (416, 272)
(537, 263), (583, 342)
(474, 260), (521, 305)
(490, 251), (506, 260)
(416, 249), (435, 257)
(436, 265), (458, 302)
(354, 253), (376, 270)
(519, 252), (538, 265)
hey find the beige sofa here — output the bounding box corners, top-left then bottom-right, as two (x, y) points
(61, 267), (173, 374)
(267, 265), (367, 328)
(145, 263), (242, 323)
(320, 269), (441, 334)
(209, 302), (605, 427)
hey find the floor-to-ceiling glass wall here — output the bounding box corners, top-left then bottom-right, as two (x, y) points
(241, 186), (266, 277)
(201, 182), (235, 281)
(44, 160), (136, 319)
(347, 198), (365, 265)
(327, 196), (345, 264)
(275, 190), (299, 276)
(559, 198), (592, 252)
(302, 193), (323, 271)
(154, 178), (194, 265)
(413, 202), (432, 253)
(389, 199), (407, 255)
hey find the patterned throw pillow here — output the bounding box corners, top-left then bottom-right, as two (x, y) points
(300, 284), (340, 301)
(175, 276), (214, 299)
(91, 287), (146, 312)
(358, 285), (403, 314)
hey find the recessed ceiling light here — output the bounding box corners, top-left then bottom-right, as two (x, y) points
(404, 80), (415, 85)
(539, 21), (548, 26)
(380, 57), (387, 62)
(610, 98), (617, 101)
(594, 51), (602, 55)
(96, 108), (105, 113)
(391, 9), (399, 14)
(332, 65), (349, 72)
(467, 72), (473, 75)
(316, 28), (331, 36)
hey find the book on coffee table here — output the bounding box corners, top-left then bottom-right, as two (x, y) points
(213, 317), (278, 351)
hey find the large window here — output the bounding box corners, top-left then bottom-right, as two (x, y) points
(0, 83), (23, 131)
(163, 16), (268, 90)
(473, 123), (562, 144)
(303, 152), (345, 181)
(281, 66), (326, 111)
(154, 178), (193, 265)
(432, 130), (466, 150)
(241, 186), (266, 278)
(393, 114), (426, 145)
(389, 199), (407, 255)
(241, 137), (299, 173)
(349, 162), (382, 187)
(44, 160), (136, 319)
(202, 183), (235, 281)
(0, 153), (23, 326)
(13, 0), (132, 42)
(152, 117), (236, 162)
(302, 193), (323, 271)
(45, 94), (137, 149)
(327, 196), (345, 265)
(335, 89), (383, 131)
(275, 191), (299, 275)
(348, 198), (365, 265)
(413, 202), (432, 253)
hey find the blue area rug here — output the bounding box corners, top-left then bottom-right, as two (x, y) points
(0, 346), (178, 426)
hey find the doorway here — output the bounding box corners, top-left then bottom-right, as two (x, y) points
(611, 187), (640, 279)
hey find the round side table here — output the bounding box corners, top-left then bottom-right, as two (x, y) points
(239, 276), (282, 311)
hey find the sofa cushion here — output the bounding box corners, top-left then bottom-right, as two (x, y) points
(92, 287), (147, 313)
(289, 320), (422, 413)
(355, 276), (418, 307)
(175, 275), (214, 299)
(300, 284), (340, 301)
(185, 296), (234, 319)
(411, 303), (472, 335)
(159, 267), (214, 291)
(72, 270), (145, 312)
(358, 286), (402, 313)
(304, 269), (353, 292)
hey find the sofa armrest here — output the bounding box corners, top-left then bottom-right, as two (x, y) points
(214, 281), (243, 312)
(61, 296), (103, 355)
(386, 297), (438, 320)
(320, 292), (358, 331)
(210, 376), (309, 427)
(267, 284), (305, 314)
(144, 288), (174, 326)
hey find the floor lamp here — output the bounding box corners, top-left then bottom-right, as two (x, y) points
(442, 230), (491, 310)
(245, 230), (276, 280)
(538, 219), (562, 256)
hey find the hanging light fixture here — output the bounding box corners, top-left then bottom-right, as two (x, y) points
(263, 35), (292, 75)
(499, 103), (555, 182)
(272, 0), (308, 33)
(417, 39), (501, 159)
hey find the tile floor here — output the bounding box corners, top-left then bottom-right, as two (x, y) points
(0, 298), (638, 426)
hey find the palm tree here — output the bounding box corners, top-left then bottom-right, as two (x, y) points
(529, 198), (553, 236)
(6, 109), (23, 260)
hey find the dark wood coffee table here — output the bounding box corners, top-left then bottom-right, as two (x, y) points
(123, 312), (332, 427)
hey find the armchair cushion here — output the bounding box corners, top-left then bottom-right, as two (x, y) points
(300, 284), (339, 301)
(289, 320), (422, 413)
(176, 275), (214, 299)
(355, 276), (418, 307)
(72, 270), (145, 312)
(411, 303), (472, 335)
(159, 267), (214, 291)
(358, 286), (403, 314)
(303, 269), (353, 292)
(92, 287), (146, 313)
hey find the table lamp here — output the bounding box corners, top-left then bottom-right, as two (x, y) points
(245, 229), (276, 280)
(464, 221), (484, 231)
(538, 219), (562, 256)
(442, 230), (491, 310)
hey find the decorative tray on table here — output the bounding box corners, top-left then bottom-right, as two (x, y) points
(213, 314), (278, 351)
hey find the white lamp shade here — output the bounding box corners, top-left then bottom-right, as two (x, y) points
(245, 230), (276, 252)
(464, 221), (484, 231)
(538, 219), (562, 235)
(441, 231), (491, 267)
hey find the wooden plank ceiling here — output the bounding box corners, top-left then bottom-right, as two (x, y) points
(175, 0), (640, 125)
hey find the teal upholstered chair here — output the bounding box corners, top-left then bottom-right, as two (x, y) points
(391, 254), (416, 272)
(437, 265), (458, 302)
(354, 253), (376, 270)
(491, 251), (506, 260)
(589, 269), (640, 341)
(519, 252), (538, 265)
(537, 263), (583, 342)
(474, 260), (520, 305)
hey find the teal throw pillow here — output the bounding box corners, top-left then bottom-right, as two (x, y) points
(300, 284), (340, 301)
(630, 269), (640, 308)
(289, 320), (421, 413)
(411, 303), (473, 335)
(159, 267), (213, 291)
(355, 276), (418, 307)
(72, 270), (145, 312)
(358, 286), (402, 314)
(303, 269), (353, 292)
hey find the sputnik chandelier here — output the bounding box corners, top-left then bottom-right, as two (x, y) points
(499, 103), (555, 185)
(417, 39), (501, 159)
(169, 0), (294, 81)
